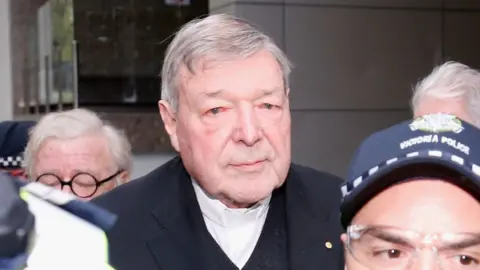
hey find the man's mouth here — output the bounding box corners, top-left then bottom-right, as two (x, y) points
(230, 160), (266, 170)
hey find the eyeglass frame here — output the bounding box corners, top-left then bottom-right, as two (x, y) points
(35, 170), (123, 198)
(344, 224), (480, 270)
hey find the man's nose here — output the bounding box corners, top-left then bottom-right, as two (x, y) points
(59, 184), (75, 195)
(410, 250), (441, 270)
(233, 106), (262, 146)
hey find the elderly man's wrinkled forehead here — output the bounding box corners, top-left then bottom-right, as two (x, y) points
(176, 57), (223, 88)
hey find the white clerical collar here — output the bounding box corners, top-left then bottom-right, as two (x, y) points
(192, 178), (271, 228)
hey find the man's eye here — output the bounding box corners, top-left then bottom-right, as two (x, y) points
(456, 254), (479, 266)
(74, 182), (94, 188)
(262, 103), (276, 110)
(207, 107), (224, 115)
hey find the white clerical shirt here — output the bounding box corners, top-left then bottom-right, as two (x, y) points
(192, 180), (271, 268)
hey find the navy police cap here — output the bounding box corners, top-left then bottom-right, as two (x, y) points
(340, 113), (480, 229)
(0, 121), (35, 169)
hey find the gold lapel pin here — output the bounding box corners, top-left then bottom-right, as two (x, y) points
(325, 241), (333, 249)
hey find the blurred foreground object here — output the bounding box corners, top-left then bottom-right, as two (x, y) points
(0, 173), (117, 270)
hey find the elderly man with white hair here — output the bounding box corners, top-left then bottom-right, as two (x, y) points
(93, 14), (343, 270)
(412, 61), (480, 126)
(24, 108), (132, 200)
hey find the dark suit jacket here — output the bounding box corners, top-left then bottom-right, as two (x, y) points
(93, 156), (344, 270)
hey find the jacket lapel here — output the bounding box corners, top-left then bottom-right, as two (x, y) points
(145, 158), (208, 270)
(285, 169), (344, 270)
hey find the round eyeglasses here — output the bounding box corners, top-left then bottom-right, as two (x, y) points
(345, 224), (480, 270)
(35, 170), (122, 198)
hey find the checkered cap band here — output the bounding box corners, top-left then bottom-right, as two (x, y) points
(0, 155), (24, 169)
(340, 149), (478, 199)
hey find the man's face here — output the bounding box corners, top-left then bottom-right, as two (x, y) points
(414, 97), (472, 124)
(159, 50), (291, 207)
(32, 134), (122, 200)
(343, 180), (480, 269)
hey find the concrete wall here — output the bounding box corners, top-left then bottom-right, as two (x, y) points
(131, 153), (175, 179)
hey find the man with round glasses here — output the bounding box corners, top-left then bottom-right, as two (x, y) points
(23, 108), (132, 200)
(340, 113), (480, 270)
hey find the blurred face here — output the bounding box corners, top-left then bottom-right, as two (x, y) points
(343, 180), (480, 270)
(32, 134), (128, 200)
(159, 50), (291, 208)
(414, 97), (472, 124)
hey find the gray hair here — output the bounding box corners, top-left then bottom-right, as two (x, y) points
(161, 14), (292, 111)
(411, 61), (480, 126)
(23, 108), (132, 178)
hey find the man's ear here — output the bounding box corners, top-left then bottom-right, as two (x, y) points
(340, 233), (347, 244)
(341, 233), (348, 270)
(285, 88), (290, 106)
(158, 100), (180, 151)
(118, 170), (130, 184)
